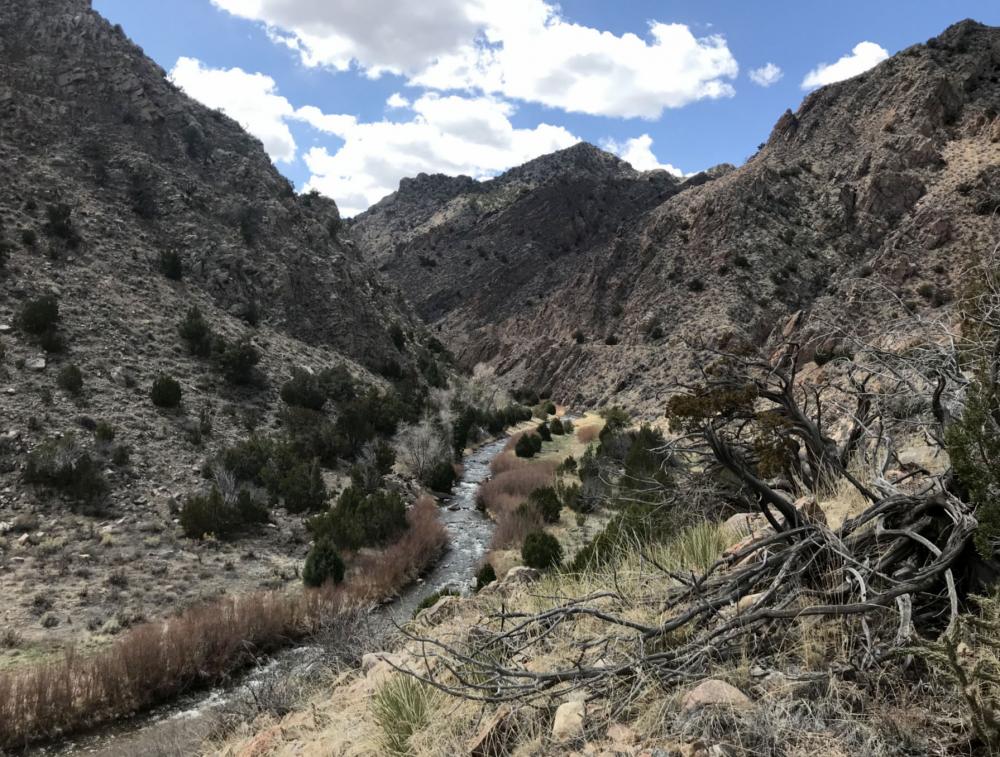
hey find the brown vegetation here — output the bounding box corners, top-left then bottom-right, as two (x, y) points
(575, 424), (600, 444)
(0, 496), (448, 751)
(477, 459), (557, 552)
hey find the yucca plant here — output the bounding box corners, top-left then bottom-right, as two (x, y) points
(372, 675), (436, 755)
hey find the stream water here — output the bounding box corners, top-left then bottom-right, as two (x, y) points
(43, 437), (509, 756)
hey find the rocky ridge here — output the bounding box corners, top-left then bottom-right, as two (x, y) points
(353, 19), (1000, 414)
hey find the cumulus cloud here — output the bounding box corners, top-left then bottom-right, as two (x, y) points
(386, 92), (411, 109)
(801, 41), (888, 89)
(169, 57), (578, 216)
(748, 62), (782, 87)
(602, 134), (684, 177)
(303, 93), (579, 215)
(169, 56), (297, 163)
(211, 0), (739, 119)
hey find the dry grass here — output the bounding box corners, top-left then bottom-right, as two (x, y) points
(576, 424), (600, 444)
(490, 450), (530, 476)
(476, 461), (556, 553)
(0, 497), (449, 751)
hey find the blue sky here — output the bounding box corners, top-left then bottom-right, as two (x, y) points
(94, 0), (1000, 215)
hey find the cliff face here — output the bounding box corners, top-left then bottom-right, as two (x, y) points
(354, 20), (1000, 413)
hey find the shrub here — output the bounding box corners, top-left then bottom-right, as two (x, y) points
(180, 486), (268, 539)
(19, 295), (59, 335)
(561, 418), (574, 435)
(424, 459), (457, 492)
(521, 531), (562, 570)
(308, 486), (408, 551)
(21, 228), (37, 248)
(129, 169), (158, 219)
(528, 487), (561, 524)
(23, 436), (107, 506)
(217, 338), (261, 385)
(372, 676), (435, 755)
(158, 250), (183, 280)
(57, 364), (83, 395)
(475, 562), (496, 590)
(281, 459), (327, 514)
(318, 365), (355, 402)
(687, 278), (705, 292)
(537, 422), (552, 442)
(573, 329), (586, 344)
(548, 418), (564, 436)
(389, 323), (406, 350)
(38, 329), (65, 353)
(514, 434), (537, 459)
(43, 203), (81, 248)
(111, 445), (130, 467)
(302, 539), (345, 587)
(604, 334), (620, 345)
(237, 204), (262, 245)
(150, 375), (182, 408)
(178, 307), (213, 357)
(280, 369), (326, 411)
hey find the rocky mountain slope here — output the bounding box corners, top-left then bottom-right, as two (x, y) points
(353, 19), (1000, 414)
(0, 0), (425, 648)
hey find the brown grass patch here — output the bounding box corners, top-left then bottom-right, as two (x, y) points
(576, 425), (599, 444)
(476, 461), (557, 552)
(0, 498), (449, 751)
(490, 450), (530, 476)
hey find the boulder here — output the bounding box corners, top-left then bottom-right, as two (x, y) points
(415, 594), (460, 626)
(500, 565), (540, 589)
(680, 679), (751, 712)
(723, 512), (769, 540)
(26, 358), (46, 372)
(552, 700), (585, 741)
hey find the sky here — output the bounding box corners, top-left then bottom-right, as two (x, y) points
(93, 1), (1000, 217)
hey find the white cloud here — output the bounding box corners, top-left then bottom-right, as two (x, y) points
(748, 62), (782, 87)
(386, 92), (411, 109)
(602, 134), (684, 177)
(169, 56), (298, 163)
(169, 57), (579, 216)
(303, 93), (580, 216)
(211, 0), (739, 119)
(801, 41), (888, 89)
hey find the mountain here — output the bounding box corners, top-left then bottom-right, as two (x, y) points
(353, 19), (1000, 413)
(0, 0), (426, 641)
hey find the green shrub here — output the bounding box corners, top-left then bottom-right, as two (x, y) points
(21, 228), (37, 248)
(150, 374), (182, 408)
(111, 445), (130, 467)
(423, 459), (457, 492)
(548, 418), (564, 436)
(530, 434), (543, 453)
(158, 250), (183, 280)
(604, 334), (619, 345)
(57, 364), (83, 395)
(514, 434), (537, 459)
(281, 459), (327, 514)
(573, 329), (586, 344)
(19, 295), (59, 335)
(521, 531), (562, 570)
(178, 307), (213, 356)
(302, 539), (345, 587)
(557, 455), (577, 474)
(308, 486), (407, 551)
(38, 329), (65, 353)
(389, 323), (406, 350)
(561, 418), (574, 435)
(318, 365), (356, 402)
(43, 203), (80, 248)
(217, 338), (261, 385)
(180, 486), (268, 539)
(537, 422), (552, 442)
(23, 435), (107, 506)
(129, 168), (158, 219)
(237, 204), (262, 245)
(372, 676), (435, 755)
(528, 487), (561, 524)
(280, 369), (327, 411)
(475, 562), (496, 590)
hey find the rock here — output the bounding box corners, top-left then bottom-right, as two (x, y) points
(723, 512), (769, 540)
(680, 679), (751, 712)
(500, 565), (540, 587)
(467, 705), (512, 756)
(552, 700), (585, 741)
(26, 358), (46, 372)
(416, 594), (459, 626)
(606, 723), (637, 746)
(991, 116), (1000, 143)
